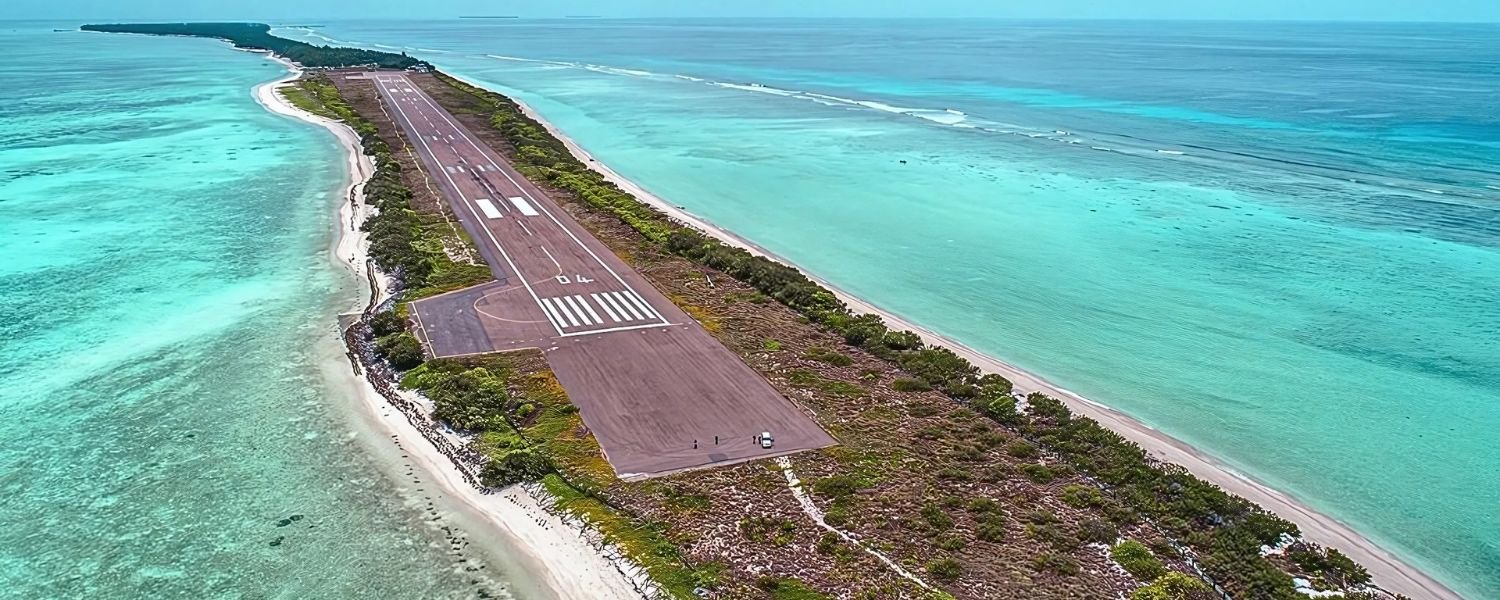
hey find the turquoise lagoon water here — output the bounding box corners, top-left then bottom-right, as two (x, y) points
(281, 20), (1500, 597)
(0, 26), (533, 598)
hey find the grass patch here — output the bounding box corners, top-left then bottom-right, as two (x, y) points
(787, 369), (864, 397)
(803, 346), (854, 367)
(756, 577), (831, 600)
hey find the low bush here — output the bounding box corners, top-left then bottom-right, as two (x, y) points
(1112, 540), (1168, 581)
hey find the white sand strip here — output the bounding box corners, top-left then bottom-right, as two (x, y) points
(459, 74), (1463, 600)
(255, 60), (645, 600)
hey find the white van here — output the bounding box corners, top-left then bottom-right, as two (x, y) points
(760, 431), (774, 449)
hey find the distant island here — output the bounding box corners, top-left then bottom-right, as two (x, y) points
(79, 22), (425, 70)
(458, 16), (519, 19)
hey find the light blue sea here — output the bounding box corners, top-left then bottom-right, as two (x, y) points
(0, 25), (535, 598)
(279, 19), (1500, 598)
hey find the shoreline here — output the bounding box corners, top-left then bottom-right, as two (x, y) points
(251, 61), (646, 600)
(476, 76), (1462, 600)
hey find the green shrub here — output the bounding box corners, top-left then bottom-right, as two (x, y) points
(1020, 463), (1055, 483)
(936, 535), (967, 551)
(369, 310), (407, 337)
(926, 558), (963, 583)
(1005, 440), (1038, 458)
(1129, 572), (1209, 600)
(812, 475), (863, 499)
(376, 332), (424, 370)
(1061, 484), (1105, 508)
(976, 515), (1007, 543)
(1079, 518), (1120, 544)
(921, 505), (954, 531)
(1031, 553), (1080, 576)
(892, 377), (932, 392)
(967, 497), (999, 514)
(1112, 540), (1168, 581)
(479, 448), (553, 487)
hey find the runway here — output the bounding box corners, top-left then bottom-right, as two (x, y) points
(367, 72), (835, 478)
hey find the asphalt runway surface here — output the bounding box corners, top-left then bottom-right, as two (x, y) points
(367, 72), (835, 478)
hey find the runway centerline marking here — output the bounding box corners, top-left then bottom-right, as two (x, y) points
(375, 76), (563, 336)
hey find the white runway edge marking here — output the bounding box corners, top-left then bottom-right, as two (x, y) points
(375, 76), (563, 336)
(562, 296), (596, 325)
(507, 196), (540, 217)
(401, 80), (670, 326)
(572, 295), (603, 324)
(589, 293), (622, 322)
(475, 199), (504, 219)
(622, 290), (661, 319)
(546, 297), (581, 327)
(607, 291), (646, 321)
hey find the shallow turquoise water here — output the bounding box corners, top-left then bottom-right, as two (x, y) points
(0, 27), (522, 598)
(283, 20), (1500, 598)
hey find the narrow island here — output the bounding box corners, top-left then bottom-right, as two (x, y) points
(82, 22), (1453, 600)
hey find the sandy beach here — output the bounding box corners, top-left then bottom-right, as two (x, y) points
(477, 77), (1463, 600)
(253, 61), (647, 600)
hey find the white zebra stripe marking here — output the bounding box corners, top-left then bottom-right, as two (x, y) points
(623, 290), (661, 320)
(562, 295), (595, 325)
(548, 297), (580, 327)
(608, 291), (646, 320)
(573, 295), (602, 324)
(590, 293), (621, 322)
(537, 297), (565, 329)
(599, 292), (633, 321)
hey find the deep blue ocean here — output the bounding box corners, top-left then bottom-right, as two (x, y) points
(279, 19), (1500, 598)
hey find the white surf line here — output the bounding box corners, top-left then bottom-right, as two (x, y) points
(621, 290), (662, 320)
(546, 297), (581, 327)
(598, 292), (633, 321)
(402, 77), (649, 303)
(563, 295), (596, 325)
(572, 295), (603, 324)
(589, 293), (622, 322)
(607, 291), (646, 321)
(376, 77), (563, 336)
(775, 456), (933, 591)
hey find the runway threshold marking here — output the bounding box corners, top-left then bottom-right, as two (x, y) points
(376, 77), (565, 336)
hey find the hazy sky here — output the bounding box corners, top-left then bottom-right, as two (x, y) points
(9, 0), (1499, 22)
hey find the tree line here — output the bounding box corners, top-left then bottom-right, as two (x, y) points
(81, 22), (426, 69)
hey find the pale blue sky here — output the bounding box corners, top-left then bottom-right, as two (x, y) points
(8, 0), (1499, 22)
